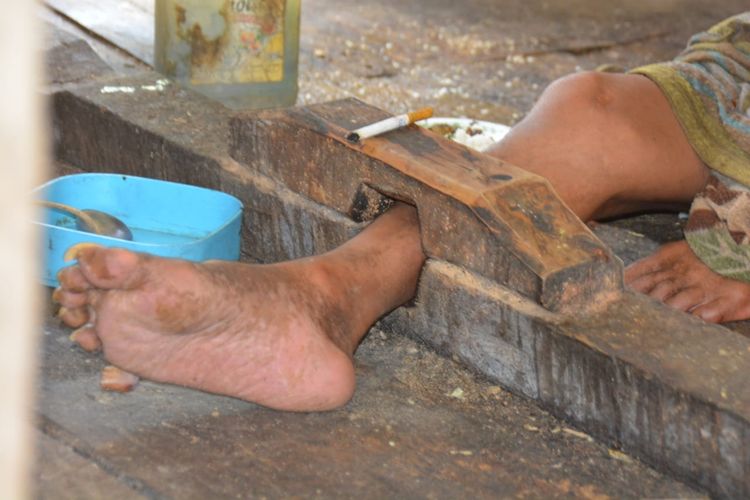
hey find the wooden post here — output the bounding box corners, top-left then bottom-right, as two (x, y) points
(0, 1), (45, 497)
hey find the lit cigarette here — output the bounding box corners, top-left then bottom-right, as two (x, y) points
(346, 107), (433, 143)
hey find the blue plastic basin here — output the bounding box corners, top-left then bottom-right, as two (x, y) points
(33, 173), (243, 287)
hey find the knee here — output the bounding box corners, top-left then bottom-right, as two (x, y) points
(541, 71), (622, 117)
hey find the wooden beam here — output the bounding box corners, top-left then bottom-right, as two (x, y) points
(230, 99), (622, 312)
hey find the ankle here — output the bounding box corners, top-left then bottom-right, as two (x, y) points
(319, 203), (425, 325)
(290, 257), (362, 354)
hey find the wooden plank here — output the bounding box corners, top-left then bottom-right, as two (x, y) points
(36, 316), (701, 499)
(34, 432), (148, 500)
(46, 0), (153, 65)
(232, 99), (622, 311)
(309, 103), (599, 270)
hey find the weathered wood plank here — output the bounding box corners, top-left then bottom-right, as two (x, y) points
(37, 313), (701, 499)
(34, 432), (148, 500)
(44, 27), (116, 86)
(231, 99), (622, 312)
(46, 0), (153, 64)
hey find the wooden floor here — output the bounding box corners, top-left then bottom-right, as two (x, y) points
(36, 0), (750, 497)
(38, 305), (709, 499)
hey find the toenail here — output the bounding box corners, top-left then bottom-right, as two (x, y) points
(100, 366), (139, 393)
(64, 242), (102, 262)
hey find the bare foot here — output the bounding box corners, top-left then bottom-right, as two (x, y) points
(625, 240), (750, 323)
(53, 203), (425, 411)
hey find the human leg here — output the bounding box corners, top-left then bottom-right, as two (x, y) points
(486, 71), (710, 221)
(54, 202), (426, 411)
(487, 70), (750, 322)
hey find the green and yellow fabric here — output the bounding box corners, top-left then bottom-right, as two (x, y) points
(631, 12), (750, 283)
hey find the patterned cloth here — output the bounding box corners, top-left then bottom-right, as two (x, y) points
(631, 12), (750, 283)
(684, 173), (750, 282)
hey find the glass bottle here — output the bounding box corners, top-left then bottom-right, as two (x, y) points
(154, 0), (300, 109)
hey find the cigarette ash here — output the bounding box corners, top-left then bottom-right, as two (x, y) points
(422, 119), (510, 152)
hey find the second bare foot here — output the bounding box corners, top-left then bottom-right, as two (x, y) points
(625, 240), (750, 323)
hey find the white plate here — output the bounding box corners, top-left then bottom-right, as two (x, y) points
(420, 117), (511, 152)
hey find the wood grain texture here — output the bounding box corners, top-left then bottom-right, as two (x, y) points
(231, 98), (622, 311)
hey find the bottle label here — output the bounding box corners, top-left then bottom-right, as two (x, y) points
(174, 0), (285, 85)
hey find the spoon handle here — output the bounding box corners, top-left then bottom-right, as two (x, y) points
(37, 200), (102, 234)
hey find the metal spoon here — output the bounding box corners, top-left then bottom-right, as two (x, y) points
(39, 201), (134, 241)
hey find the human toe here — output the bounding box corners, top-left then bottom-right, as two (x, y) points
(100, 366), (139, 393)
(57, 265), (91, 293)
(70, 325), (102, 352)
(647, 279), (683, 302)
(76, 246), (144, 289)
(626, 269), (674, 294)
(58, 306), (90, 328)
(690, 299), (725, 323)
(663, 286), (705, 312)
(624, 258), (661, 283)
(52, 287), (89, 309)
